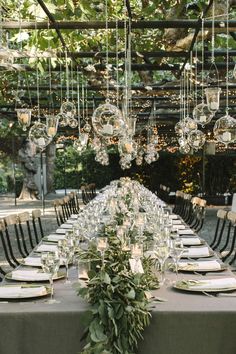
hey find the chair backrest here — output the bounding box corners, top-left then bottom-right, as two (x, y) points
(17, 211), (33, 253)
(32, 209), (44, 242)
(2, 214), (21, 268)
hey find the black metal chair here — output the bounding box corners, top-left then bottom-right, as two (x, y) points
(210, 209), (228, 250)
(31, 209), (44, 243)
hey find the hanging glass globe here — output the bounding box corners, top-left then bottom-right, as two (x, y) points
(175, 121), (184, 136)
(188, 129), (206, 149)
(68, 118), (78, 128)
(60, 101), (76, 119)
(83, 122), (92, 133)
(213, 114), (236, 146)
(29, 121), (52, 150)
(179, 144), (191, 154)
(183, 117), (197, 131)
(193, 103), (215, 127)
(92, 100), (126, 138)
(57, 113), (68, 127)
(205, 88), (221, 111)
(178, 136), (188, 147)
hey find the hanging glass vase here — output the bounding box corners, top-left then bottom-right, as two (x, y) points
(60, 101), (76, 119)
(83, 122), (92, 133)
(16, 108), (32, 131)
(188, 129), (206, 149)
(92, 100), (126, 138)
(205, 88), (221, 111)
(193, 103), (215, 127)
(46, 115), (58, 137)
(213, 114), (236, 146)
(118, 137), (137, 160)
(73, 133), (88, 153)
(183, 117), (197, 131)
(175, 121), (184, 136)
(29, 121), (52, 150)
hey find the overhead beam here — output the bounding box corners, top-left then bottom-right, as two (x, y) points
(2, 20), (236, 30)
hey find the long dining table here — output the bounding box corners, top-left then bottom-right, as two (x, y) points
(1, 188), (236, 354)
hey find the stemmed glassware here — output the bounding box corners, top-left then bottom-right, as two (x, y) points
(97, 237), (108, 267)
(41, 251), (60, 304)
(58, 238), (75, 283)
(154, 240), (170, 286)
(130, 243), (143, 273)
(169, 239), (184, 281)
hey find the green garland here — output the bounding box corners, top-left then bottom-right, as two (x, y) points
(77, 236), (159, 354)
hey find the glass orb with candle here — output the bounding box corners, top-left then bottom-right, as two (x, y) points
(213, 114), (236, 146)
(188, 129), (206, 150)
(29, 121), (52, 150)
(92, 100), (126, 138)
(193, 103), (215, 127)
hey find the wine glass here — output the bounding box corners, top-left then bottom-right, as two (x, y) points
(169, 239), (184, 281)
(41, 251), (60, 304)
(154, 240), (170, 286)
(96, 237), (108, 267)
(58, 239), (75, 283)
(130, 243), (143, 273)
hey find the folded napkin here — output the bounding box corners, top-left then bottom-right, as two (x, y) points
(23, 257), (42, 267)
(59, 223), (73, 229)
(179, 229), (195, 235)
(183, 246), (210, 257)
(47, 234), (66, 242)
(169, 214), (179, 220)
(172, 224), (186, 230)
(11, 269), (51, 281)
(186, 277), (236, 291)
(172, 219), (184, 225)
(178, 260), (221, 271)
(56, 228), (67, 234)
(0, 286), (46, 298)
(35, 244), (58, 253)
(70, 214), (78, 219)
(181, 237), (202, 246)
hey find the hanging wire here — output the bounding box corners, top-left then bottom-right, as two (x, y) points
(81, 74), (85, 122)
(77, 67), (81, 133)
(47, 20), (54, 113)
(34, 4), (40, 120)
(226, 0), (229, 114)
(115, 8), (119, 108)
(85, 81), (89, 121)
(195, 33), (198, 106)
(105, 0), (109, 99)
(201, 17), (205, 104)
(59, 52), (63, 107)
(211, 1), (215, 64)
(65, 49), (70, 101)
(70, 58), (74, 102)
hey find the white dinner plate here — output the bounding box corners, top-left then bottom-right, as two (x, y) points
(0, 285), (51, 299)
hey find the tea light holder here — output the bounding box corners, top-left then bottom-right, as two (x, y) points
(205, 87), (221, 111)
(16, 108), (32, 131)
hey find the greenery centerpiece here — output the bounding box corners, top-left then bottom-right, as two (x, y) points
(77, 232), (158, 354)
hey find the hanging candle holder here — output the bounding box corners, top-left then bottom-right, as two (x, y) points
(68, 117), (78, 129)
(73, 133), (88, 153)
(92, 100), (125, 138)
(46, 115), (58, 137)
(205, 88), (221, 111)
(29, 121), (52, 150)
(213, 114), (236, 146)
(83, 122), (92, 133)
(16, 108), (32, 131)
(193, 102), (215, 127)
(118, 136), (137, 160)
(188, 129), (206, 150)
(179, 144), (191, 154)
(60, 101), (76, 119)
(56, 113), (68, 127)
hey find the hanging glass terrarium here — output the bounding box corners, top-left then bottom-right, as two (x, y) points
(118, 136), (137, 160)
(73, 133), (88, 153)
(46, 115), (58, 137)
(57, 113), (68, 127)
(29, 121), (52, 150)
(92, 100), (126, 138)
(68, 117), (78, 128)
(213, 114), (236, 146)
(16, 108), (32, 131)
(179, 144), (191, 154)
(205, 88), (221, 111)
(193, 103), (215, 127)
(60, 101), (76, 119)
(188, 129), (206, 149)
